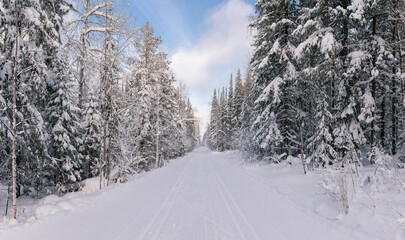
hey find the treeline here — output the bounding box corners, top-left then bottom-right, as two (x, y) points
(0, 0), (199, 199)
(203, 68), (253, 152)
(205, 0), (405, 169)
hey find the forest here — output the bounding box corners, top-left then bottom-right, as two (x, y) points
(204, 0), (405, 214)
(205, 0), (405, 168)
(0, 0), (200, 217)
(1, 0), (405, 237)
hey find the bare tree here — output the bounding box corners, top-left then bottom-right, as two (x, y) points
(73, 0), (125, 111)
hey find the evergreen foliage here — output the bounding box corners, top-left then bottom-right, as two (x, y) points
(0, 1), (199, 199)
(205, 0), (405, 171)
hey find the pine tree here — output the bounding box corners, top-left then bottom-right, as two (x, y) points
(218, 88), (229, 151)
(292, 0), (341, 166)
(154, 52), (177, 167)
(46, 69), (82, 192)
(81, 90), (102, 179)
(185, 98), (197, 152)
(250, 0), (298, 159)
(239, 64), (259, 158)
(226, 75), (234, 149)
(131, 22), (162, 170)
(0, 0), (81, 195)
(208, 90), (220, 151)
(232, 69), (244, 146)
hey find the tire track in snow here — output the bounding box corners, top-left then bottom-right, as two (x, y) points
(200, 165), (209, 240)
(208, 165), (247, 240)
(136, 161), (190, 240)
(114, 160), (190, 240)
(148, 161), (190, 240)
(114, 202), (152, 240)
(210, 168), (275, 240)
(213, 159), (290, 240)
(167, 157), (233, 240)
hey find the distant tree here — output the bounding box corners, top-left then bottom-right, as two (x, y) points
(232, 69), (244, 146)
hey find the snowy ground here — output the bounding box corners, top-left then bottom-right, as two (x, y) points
(0, 147), (404, 239)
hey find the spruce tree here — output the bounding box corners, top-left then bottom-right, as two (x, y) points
(250, 0), (298, 159)
(46, 69), (82, 192)
(239, 64), (259, 158)
(81, 90), (102, 179)
(232, 69), (244, 146)
(132, 22), (162, 170)
(227, 75), (234, 149)
(208, 90), (220, 151)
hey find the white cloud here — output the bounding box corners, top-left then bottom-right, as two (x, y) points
(170, 0), (254, 134)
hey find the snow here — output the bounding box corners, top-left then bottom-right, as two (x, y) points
(258, 55), (268, 69)
(320, 31), (335, 57)
(1, 148), (404, 239)
(255, 76), (284, 104)
(294, 28), (335, 60)
(348, 0), (365, 21)
(25, 7), (41, 27)
(348, 51), (368, 70)
(85, 27), (109, 34)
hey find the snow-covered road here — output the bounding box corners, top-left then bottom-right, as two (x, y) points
(1, 148), (361, 240)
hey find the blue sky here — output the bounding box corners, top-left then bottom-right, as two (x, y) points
(125, 0), (256, 133)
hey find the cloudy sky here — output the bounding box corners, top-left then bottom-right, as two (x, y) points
(127, 0), (256, 133)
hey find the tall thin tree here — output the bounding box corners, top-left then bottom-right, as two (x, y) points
(12, 0), (19, 220)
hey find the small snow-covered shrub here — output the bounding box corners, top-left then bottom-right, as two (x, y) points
(365, 147), (405, 192)
(321, 147), (405, 217)
(320, 167), (350, 215)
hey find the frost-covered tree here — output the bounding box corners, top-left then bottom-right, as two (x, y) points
(81, 90), (101, 179)
(292, 0), (341, 166)
(238, 64), (258, 156)
(226, 74), (234, 148)
(46, 68), (82, 192)
(232, 69), (244, 146)
(0, 0), (78, 194)
(208, 90), (220, 150)
(130, 22), (162, 170)
(185, 98), (198, 152)
(250, 0), (298, 159)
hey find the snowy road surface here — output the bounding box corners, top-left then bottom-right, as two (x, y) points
(1, 148), (361, 240)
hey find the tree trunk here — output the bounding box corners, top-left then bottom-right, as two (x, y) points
(370, 15), (377, 154)
(381, 97), (385, 149)
(5, 165), (11, 216)
(396, 0), (404, 99)
(99, 149), (103, 189)
(78, 0), (90, 111)
(12, 0), (19, 220)
(155, 90), (160, 168)
(107, 132), (112, 186)
(391, 0), (398, 155)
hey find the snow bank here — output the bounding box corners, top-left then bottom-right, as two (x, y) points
(34, 204), (63, 219)
(228, 150), (405, 239)
(81, 177), (101, 193)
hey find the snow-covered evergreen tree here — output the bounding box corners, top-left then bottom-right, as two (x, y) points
(292, 0), (340, 166)
(46, 69), (82, 192)
(232, 69), (244, 147)
(0, 0), (80, 194)
(131, 22), (162, 169)
(238, 64), (258, 157)
(250, 0), (298, 159)
(226, 75), (234, 149)
(81, 90), (101, 179)
(208, 90), (220, 151)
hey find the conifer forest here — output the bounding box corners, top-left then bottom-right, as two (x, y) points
(1, 0), (405, 239)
